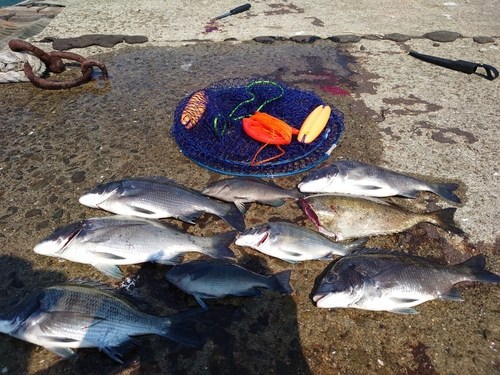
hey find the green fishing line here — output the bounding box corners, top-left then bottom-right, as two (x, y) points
(213, 80), (285, 136)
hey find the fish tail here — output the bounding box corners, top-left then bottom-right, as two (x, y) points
(161, 308), (205, 347)
(202, 230), (238, 260)
(458, 254), (500, 283)
(287, 187), (305, 200)
(428, 182), (461, 203)
(219, 203), (246, 231)
(342, 237), (369, 255)
(270, 270), (293, 294)
(428, 207), (465, 236)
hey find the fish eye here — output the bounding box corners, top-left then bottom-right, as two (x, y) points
(326, 274), (337, 283)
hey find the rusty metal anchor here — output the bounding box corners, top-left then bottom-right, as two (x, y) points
(8, 39), (108, 89)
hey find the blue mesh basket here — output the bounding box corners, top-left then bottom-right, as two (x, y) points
(171, 78), (344, 178)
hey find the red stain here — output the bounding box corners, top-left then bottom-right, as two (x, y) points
(320, 84), (350, 96)
(203, 26), (219, 33)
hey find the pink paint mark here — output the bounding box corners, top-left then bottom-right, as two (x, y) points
(320, 85), (350, 96)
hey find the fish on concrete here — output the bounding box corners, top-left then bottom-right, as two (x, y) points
(235, 221), (367, 263)
(299, 194), (465, 241)
(34, 215), (237, 278)
(298, 159), (461, 203)
(0, 280), (204, 362)
(165, 260), (293, 310)
(78, 176), (246, 231)
(313, 249), (500, 314)
(202, 177), (302, 213)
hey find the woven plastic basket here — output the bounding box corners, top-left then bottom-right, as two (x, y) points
(171, 78), (344, 177)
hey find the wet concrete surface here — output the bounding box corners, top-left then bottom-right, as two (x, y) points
(1, 40), (500, 374)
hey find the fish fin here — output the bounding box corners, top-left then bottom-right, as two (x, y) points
(178, 213), (202, 225)
(40, 336), (79, 343)
(271, 270), (293, 294)
(189, 266), (213, 281)
(359, 184), (384, 191)
(92, 252), (127, 260)
(234, 201), (248, 214)
(93, 263), (123, 278)
(101, 337), (140, 363)
(45, 347), (79, 359)
(161, 308), (205, 346)
(280, 255), (302, 263)
(126, 204), (157, 215)
(428, 182), (461, 204)
(203, 230), (238, 260)
(195, 296), (209, 311)
(239, 288), (262, 297)
(439, 287), (463, 301)
(261, 198), (286, 207)
(38, 312), (105, 339)
(459, 255), (500, 283)
(317, 254), (335, 261)
(286, 187), (304, 199)
(429, 207), (465, 236)
(156, 254), (184, 265)
(399, 189), (420, 199)
(386, 307), (419, 314)
(342, 237), (369, 254)
(218, 203), (246, 232)
(366, 264), (409, 288)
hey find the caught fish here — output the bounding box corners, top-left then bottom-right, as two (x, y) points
(165, 260), (293, 310)
(34, 215), (237, 278)
(313, 249), (500, 314)
(202, 177), (302, 213)
(78, 177), (245, 231)
(299, 194), (465, 241)
(235, 221), (367, 263)
(298, 159), (461, 203)
(0, 280), (204, 362)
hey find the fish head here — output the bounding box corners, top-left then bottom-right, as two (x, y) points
(79, 181), (122, 208)
(313, 263), (364, 309)
(202, 181), (226, 196)
(165, 263), (198, 290)
(33, 221), (83, 256)
(298, 164), (340, 193)
(235, 224), (271, 249)
(0, 291), (44, 334)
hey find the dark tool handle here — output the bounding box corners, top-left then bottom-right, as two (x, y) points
(475, 63), (499, 80)
(409, 51), (498, 81)
(230, 3), (251, 15)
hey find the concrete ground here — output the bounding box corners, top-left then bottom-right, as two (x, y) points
(0, 1), (499, 374)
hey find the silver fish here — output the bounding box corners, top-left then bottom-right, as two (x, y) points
(202, 177), (302, 213)
(78, 176), (245, 231)
(165, 260), (293, 310)
(0, 280), (203, 362)
(313, 249), (500, 314)
(299, 194), (465, 241)
(235, 221), (367, 263)
(34, 215), (237, 278)
(298, 159), (461, 203)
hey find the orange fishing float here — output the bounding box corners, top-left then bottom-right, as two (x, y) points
(242, 112), (299, 166)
